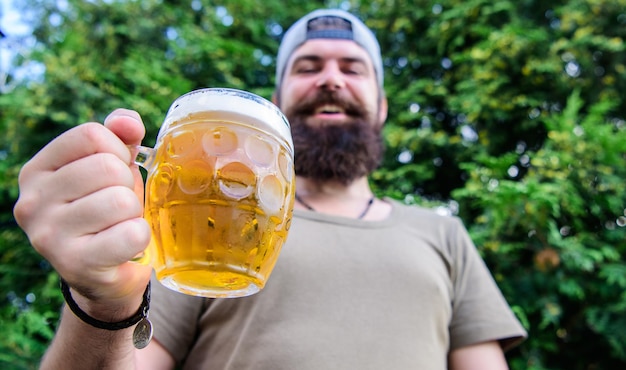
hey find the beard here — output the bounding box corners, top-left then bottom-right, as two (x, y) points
(281, 91), (385, 185)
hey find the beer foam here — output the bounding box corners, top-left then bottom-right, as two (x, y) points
(162, 88), (293, 151)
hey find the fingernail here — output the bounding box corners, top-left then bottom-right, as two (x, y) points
(104, 109), (142, 125)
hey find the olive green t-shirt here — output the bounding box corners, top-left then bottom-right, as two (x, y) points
(150, 200), (526, 369)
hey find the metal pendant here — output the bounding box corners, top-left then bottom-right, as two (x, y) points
(132, 317), (153, 349)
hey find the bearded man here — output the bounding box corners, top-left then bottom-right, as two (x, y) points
(14, 9), (526, 370)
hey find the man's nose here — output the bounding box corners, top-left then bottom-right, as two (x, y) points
(315, 62), (345, 91)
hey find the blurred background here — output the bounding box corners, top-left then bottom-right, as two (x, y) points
(1, 0), (625, 369)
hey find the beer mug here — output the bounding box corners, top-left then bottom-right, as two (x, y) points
(131, 88), (295, 298)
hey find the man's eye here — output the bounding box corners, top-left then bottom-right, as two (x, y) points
(345, 69), (363, 75)
(296, 67), (317, 74)
(343, 64), (366, 75)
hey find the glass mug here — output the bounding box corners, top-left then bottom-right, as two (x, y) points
(131, 88), (295, 298)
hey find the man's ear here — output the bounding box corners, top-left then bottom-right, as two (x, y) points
(272, 91), (279, 106)
(378, 95), (388, 127)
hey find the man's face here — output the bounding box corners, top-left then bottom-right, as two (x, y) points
(277, 39), (385, 128)
(275, 39), (388, 184)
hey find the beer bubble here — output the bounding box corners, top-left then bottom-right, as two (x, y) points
(217, 162), (255, 199)
(240, 217), (259, 242)
(246, 247), (259, 268)
(244, 135), (275, 167)
(225, 211), (260, 251)
(278, 151), (293, 182)
(203, 127), (238, 156)
(258, 175), (283, 214)
(149, 164), (175, 204)
(167, 129), (196, 158)
(177, 159), (213, 194)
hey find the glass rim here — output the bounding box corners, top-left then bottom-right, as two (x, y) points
(159, 87), (293, 151)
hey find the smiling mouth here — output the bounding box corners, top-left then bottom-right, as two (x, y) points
(315, 104), (345, 115)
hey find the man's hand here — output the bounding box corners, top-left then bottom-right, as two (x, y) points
(14, 109), (152, 315)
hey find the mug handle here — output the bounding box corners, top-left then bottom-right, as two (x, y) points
(127, 144), (156, 266)
(128, 144), (156, 170)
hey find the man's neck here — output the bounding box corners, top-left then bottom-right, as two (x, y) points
(295, 176), (371, 198)
(293, 176), (390, 220)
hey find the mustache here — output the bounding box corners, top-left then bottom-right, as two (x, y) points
(289, 91), (367, 117)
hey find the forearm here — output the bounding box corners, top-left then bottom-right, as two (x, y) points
(41, 296), (142, 369)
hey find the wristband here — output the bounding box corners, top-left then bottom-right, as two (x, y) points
(60, 278), (150, 331)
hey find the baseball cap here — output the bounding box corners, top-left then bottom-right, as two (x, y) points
(275, 9), (384, 89)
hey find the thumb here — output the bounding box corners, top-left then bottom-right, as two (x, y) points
(103, 108), (146, 146)
(104, 109), (148, 203)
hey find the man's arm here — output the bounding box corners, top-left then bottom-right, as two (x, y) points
(42, 304), (137, 369)
(448, 341), (509, 370)
(13, 110), (169, 369)
(136, 339), (176, 369)
(41, 303), (175, 370)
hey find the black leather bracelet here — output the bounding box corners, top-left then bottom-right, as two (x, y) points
(60, 278), (150, 331)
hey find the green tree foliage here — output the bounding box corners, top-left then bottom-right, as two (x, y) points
(1, 0), (624, 369)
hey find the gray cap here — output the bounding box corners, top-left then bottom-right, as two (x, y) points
(275, 9), (384, 89)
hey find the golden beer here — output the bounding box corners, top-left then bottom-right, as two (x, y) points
(137, 89), (294, 298)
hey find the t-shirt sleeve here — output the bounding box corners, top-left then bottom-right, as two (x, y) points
(447, 217), (527, 351)
(149, 274), (208, 364)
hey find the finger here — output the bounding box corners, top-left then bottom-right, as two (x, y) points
(23, 185), (143, 257)
(59, 185), (144, 237)
(104, 109), (146, 146)
(43, 152), (136, 203)
(103, 109), (148, 201)
(19, 122), (134, 182)
(15, 111), (147, 233)
(72, 217), (152, 273)
(57, 217), (153, 302)
(14, 151), (138, 237)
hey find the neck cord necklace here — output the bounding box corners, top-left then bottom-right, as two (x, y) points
(294, 193), (375, 220)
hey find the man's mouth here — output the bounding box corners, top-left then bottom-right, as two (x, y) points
(314, 104), (345, 115)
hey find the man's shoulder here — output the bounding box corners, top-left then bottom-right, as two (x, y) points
(387, 198), (462, 225)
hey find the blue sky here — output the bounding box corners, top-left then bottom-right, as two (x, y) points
(0, 0), (31, 39)
(1, 0), (43, 88)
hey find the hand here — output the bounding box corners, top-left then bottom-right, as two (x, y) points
(14, 109), (152, 313)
